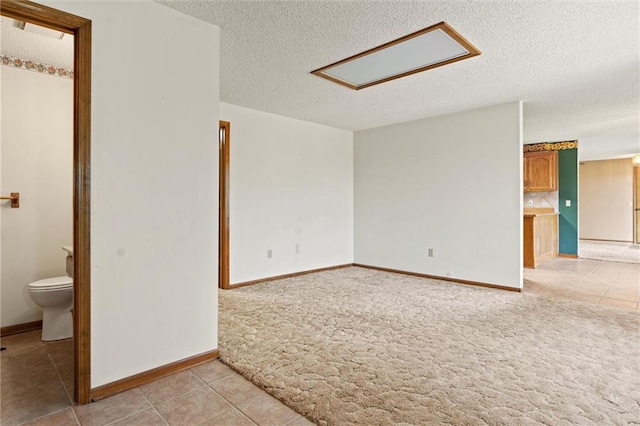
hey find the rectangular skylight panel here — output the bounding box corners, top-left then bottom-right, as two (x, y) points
(312, 22), (481, 90)
(324, 29), (468, 87)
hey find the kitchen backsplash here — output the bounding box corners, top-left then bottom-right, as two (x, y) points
(524, 191), (558, 211)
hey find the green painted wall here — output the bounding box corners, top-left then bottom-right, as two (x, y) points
(558, 149), (578, 255)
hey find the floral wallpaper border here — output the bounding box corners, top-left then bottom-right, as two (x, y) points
(1, 53), (73, 79)
(524, 140), (578, 152)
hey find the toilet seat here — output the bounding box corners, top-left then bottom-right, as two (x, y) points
(28, 276), (73, 291)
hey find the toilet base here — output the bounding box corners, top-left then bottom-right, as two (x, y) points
(41, 309), (73, 341)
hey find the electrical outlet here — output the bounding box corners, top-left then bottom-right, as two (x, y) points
(267, 249), (272, 259)
(428, 248), (434, 257)
(565, 200), (571, 207)
(295, 244), (300, 254)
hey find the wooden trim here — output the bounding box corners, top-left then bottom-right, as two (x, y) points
(90, 350), (219, 402)
(579, 238), (633, 243)
(1, 0), (93, 405)
(634, 166), (639, 244)
(228, 264), (353, 289)
(311, 21), (480, 90)
(218, 121), (230, 289)
(0, 0), (87, 31)
(74, 16), (92, 406)
(353, 264), (522, 292)
(0, 320), (42, 337)
(558, 254), (578, 259)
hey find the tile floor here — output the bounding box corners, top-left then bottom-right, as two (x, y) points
(3, 257), (637, 425)
(524, 257), (640, 311)
(0, 331), (313, 426)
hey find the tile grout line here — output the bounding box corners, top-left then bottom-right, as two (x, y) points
(69, 405), (82, 426)
(596, 269), (623, 304)
(133, 388), (170, 426)
(142, 370), (210, 406)
(187, 368), (253, 425)
(43, 342), (75, 407)
(15, 408), (70, 426)
(206, 375), (304, 425)
(100, 393), (153, 426)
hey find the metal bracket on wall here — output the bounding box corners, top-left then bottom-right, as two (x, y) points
(0, 192), (20, 208)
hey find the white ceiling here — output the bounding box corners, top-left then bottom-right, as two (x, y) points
(156, 0), (639, 161)
(0, 16), (73, 69)
(2, 2), (638, 161)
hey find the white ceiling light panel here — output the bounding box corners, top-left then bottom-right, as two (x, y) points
(312, 22), (480, 90)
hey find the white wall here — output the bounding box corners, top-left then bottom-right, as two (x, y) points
(44, 0), (220, 388)
(1, 66), (73, 327)
(354, 102), (523, 289)
(579, 158), (634, 241)
(220, 103), (353, 284)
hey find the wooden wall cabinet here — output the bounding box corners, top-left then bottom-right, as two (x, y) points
(524, 151), (558, 192)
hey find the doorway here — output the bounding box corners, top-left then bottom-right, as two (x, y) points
(0, 0), (91, 404)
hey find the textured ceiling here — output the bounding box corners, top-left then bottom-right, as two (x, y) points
(157, 0), (639, 161)
(0, 17), (73, 69)
(2, 3), (637, 160)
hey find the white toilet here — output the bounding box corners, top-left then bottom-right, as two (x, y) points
(27, 276), (73, 341)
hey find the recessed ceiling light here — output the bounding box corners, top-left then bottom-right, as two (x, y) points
(311, 22), (480, 90)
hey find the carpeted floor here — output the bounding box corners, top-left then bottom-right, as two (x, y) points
(579, 240), (640, 264)
(219, 267), (640, 426)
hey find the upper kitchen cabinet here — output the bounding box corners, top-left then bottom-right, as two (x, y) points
(524, 150), (558, 192)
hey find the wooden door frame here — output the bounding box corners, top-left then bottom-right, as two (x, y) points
(0, 0), (92, 404)
(634, 166), (639, 244)
(219, 121), (230, 289)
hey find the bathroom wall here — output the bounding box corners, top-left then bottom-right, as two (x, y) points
(42, 0), (220, 388)
(220, 103), (353, 284)
(354, 102), (523, 289)
(1, 65), (73, 327)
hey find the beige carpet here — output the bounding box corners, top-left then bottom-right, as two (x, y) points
(219, 267), (640, 425)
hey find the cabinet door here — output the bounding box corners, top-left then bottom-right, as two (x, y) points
(525, 151), (557, 192)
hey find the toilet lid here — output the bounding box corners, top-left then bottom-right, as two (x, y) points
(28, 276), (73, 290)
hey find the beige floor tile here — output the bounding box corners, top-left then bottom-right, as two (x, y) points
(45, 338), (73, 358)
(287, 416), (315, 426)
(21, 408), (78, 425)
(610, 275), (640, 285)
(109, 408), (167, 426)
(208, 373), (267, 406)
(562, 292), (601, 305)
(237, 393), (301, 426)
(532, 287), (567, 298)
(597, 297), (637, 311)
(0, 331), (44, 358)
(1, 348), (71, 426)
(197, 408), (256, 425)
(155, 387), (233, 426)
(570, 285), (608, 297)
(190, 360), (236, 385)
(602, 288), (639, 302)
(74, 389), (150, 426)
(578, 277), (614, 288)
(139, 370), (204, 405)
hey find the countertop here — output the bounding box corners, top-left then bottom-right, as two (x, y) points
(524, 208), (558, 218)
